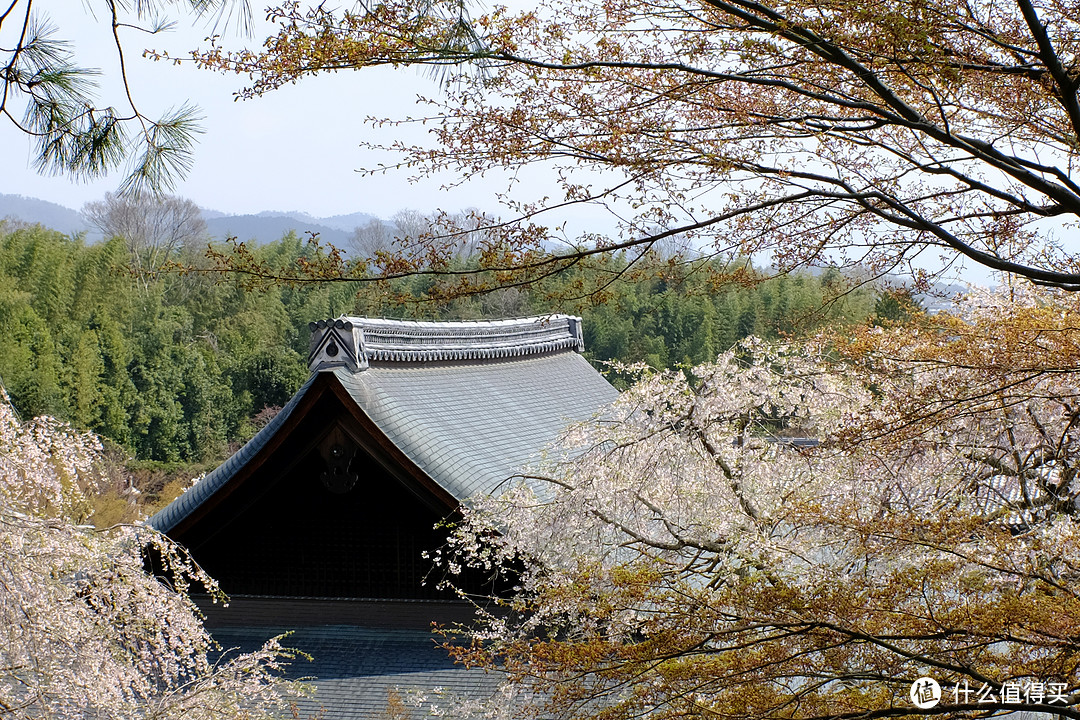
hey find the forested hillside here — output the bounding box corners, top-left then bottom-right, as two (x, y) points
(0, 220), (884, 472)
(0, 223), (355, 466)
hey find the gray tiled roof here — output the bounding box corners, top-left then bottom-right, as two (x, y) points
(333, 350), (617, 500)
(310, 315), (584, 367)
(214, 625), (501, 719)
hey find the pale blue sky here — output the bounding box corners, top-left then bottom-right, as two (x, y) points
(0, 2), (513, 218)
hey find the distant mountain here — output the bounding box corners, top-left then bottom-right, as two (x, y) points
(317, 211), (380, 232)
(205, 215), (353, 248)
(0, 195), (90, 236)
(245, 210), (379, 233)
(200, 208), (230, 221)
(0, 194), (378, 248)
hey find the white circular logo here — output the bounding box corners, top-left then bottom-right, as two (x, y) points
(910, 677), (942, 709)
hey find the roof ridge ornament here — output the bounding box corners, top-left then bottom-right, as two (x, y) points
(307, 315), (584, 373)
(308, 318), (367, 373)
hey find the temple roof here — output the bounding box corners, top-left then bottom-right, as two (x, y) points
(149, 314), (617, 534)
(334, 349), (612, 500)
(147, 315), (617, 718)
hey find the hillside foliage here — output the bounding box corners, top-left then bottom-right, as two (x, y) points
(0, 220), (886, 503)
(0, 223), (353, 464)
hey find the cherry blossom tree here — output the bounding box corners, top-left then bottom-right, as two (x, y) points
(436, 288), (1080, 720)
(0, 394), (299, 720)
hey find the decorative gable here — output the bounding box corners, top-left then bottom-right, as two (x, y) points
(308, 318), (366, 372)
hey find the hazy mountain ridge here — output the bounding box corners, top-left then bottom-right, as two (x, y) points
(205, 215), (353, 247)
(0, 195), (88, 236)
(247, 210), (380, 233)
(0, 194), (378, 247)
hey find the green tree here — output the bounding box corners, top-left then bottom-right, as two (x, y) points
(873, 288), (923, 325)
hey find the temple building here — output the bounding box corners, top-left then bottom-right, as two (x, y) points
(148, 315), (618, 718)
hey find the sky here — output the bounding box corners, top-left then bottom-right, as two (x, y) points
(0, 2), (509, 219)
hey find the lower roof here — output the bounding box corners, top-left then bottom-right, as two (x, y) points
(213, 623), (501, 720)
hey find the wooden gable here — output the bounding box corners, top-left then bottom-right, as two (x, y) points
(168, 375), (462, 598)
